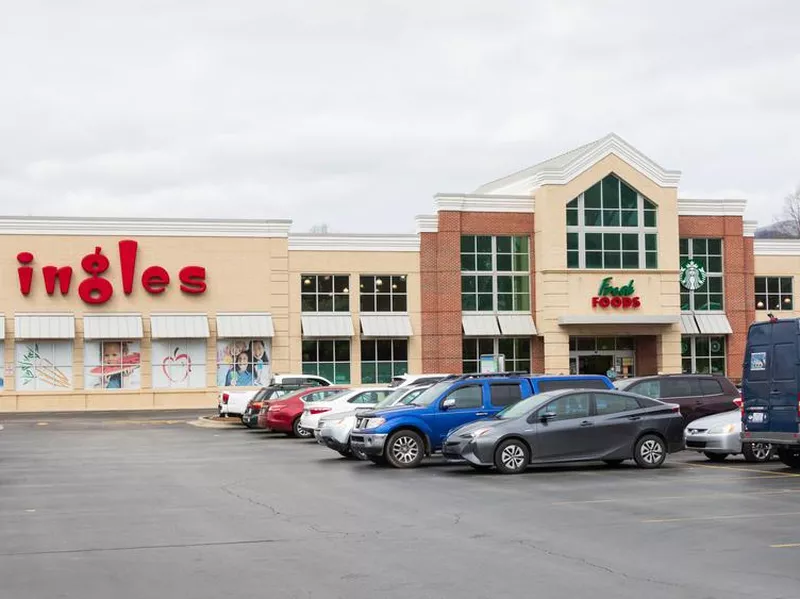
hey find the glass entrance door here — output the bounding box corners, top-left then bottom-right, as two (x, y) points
(569, 337), (636, 378)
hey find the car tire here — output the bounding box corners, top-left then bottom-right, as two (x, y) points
(742, 442), (773, 463)
(634, 434), (667, 469)
(603, 459), (624, 467)
(494, 439), (530, 475)
(385, 430), (425, 469)
(704, 452), (729, 463)
(292, 418), (312, 439)
(777, 447), (800, 469)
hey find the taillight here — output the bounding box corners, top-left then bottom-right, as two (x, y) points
(310, 407), (331, 415)
(222, 393), (229, 404)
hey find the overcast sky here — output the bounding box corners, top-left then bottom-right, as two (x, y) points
(0, 0), (797, 232)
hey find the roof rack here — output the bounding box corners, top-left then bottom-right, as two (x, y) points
(454, 371), (529, 381)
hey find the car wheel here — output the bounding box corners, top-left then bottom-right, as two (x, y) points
(777, 447), (800, 469)
(385, 430), (425, 469)
(494, 439), (530, 475)
(292, 418), (312, 439)
(634, 434), (667, 469)
(742, 442), (773, 463)
(603, 459), (624, 467)
(704, 452), (729, 463)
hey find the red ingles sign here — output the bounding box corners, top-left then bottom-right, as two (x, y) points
(591, 277), (640, 309)
(16, 240), (207, 304)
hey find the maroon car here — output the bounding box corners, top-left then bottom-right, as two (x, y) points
(614, 374), (740, 424)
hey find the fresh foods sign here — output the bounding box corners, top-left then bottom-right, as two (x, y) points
(591, 277), (641, 309)
(16, 240), (207, 304)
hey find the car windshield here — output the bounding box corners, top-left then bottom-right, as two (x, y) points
(409, 381), (454, 406)
(375, 388), (411, 409)
(495, 391), (561, 420)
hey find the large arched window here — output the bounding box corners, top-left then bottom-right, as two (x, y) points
(566, 174), (658, 269)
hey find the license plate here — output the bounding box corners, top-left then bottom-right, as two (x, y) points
(751, 412), (764, 423)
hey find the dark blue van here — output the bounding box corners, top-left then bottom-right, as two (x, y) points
(741, 317), (800, 468)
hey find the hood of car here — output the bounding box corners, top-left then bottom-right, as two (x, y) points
(450, 418), (506, 437)
(686, 409), (740, 430)
(363, 404), (423, 419)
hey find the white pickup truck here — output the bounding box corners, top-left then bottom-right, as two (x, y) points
(217, 373), (332, 416)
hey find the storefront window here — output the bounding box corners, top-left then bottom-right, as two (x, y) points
(680, 239), (724, 311)
(566, 173), (658, 269)
(301, 275), (350, 312)
(216, 339), (271, 387)
(461, 236), (530, 312)
(462, 338), (531, 374)
(755, 277), (793, 311)
(302, 339), (350, 384)
(16, 341), (73, 391)
(152, 339), (207, 389)
(361, 339), (408, 383)
(681, 335), (726, 375)
(360, 275), (408, 312)
(0, 342), (5, 389)
(84, 341), (141, 389)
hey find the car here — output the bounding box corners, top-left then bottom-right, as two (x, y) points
(441, 388), (684, 474)
(614, 374), (740, 424)
(269, 374), (332, 387)
(315, 384), (433, 457)
(222, 383), (314, 418)
(741, 317), (800, 468)
(350, 373), (614, 469)
(262, 386), (350, 437)
(389, 374), (451, 388)
(240, 384), (319, 428)
(685, 398), (774, 462)
(298, 387), (394, 434)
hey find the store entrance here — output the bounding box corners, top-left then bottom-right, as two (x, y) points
(578, 355), (613, 376)
(569, 336), (636, 379)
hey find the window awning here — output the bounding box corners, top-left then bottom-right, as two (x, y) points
(694, 313), (733, 335)
(462, 314), (500, 336)
(680, 314), (700, 335)
(216, 313), (275, 338)
(15, 314), (75, 339)
(83, 314), (144, 339)
(558, 315), (680, 326)
(360, 314), (413, 337)
(150, 314), (210, 339)
(497, 314), (537, 336)
(301, 314), (354, 337)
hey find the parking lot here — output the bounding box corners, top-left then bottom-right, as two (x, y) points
(2, 412), (800, 599)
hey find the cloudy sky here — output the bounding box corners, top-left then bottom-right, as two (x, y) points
(0, 0), (797, 232)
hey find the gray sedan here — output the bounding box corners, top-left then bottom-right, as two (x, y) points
(442, 389), (684, 474)
(684, 409), (773, 462)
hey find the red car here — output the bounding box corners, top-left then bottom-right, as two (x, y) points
(261, 386), (348, 438)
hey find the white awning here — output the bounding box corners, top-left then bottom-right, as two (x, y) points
(15, 314), (75, 339)
(462, 314), (500, 336)
(301, 314), (354, 337)
(83, 314), (143, 339)
(694, 313), (733, 335)
(558, 315), (680, 326)
(497, 314), (537, 336)
(680, 313), (700, 335)
(216, 313), (275, 338)
(150, 313), (210, 339)
(360, 314), (413, 337)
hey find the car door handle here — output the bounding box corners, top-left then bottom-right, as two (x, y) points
(475, 412), (488, 416)
(580, 420), (594, 427)
(627, 416), (641, 421)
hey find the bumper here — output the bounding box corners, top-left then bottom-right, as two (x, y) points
(442, 436), (495, 466)
(685, 432), (740, 454)
(742, 431), (800, 445)
(350, 433), (388, 457)
(242, 411), (260, 427)
(317, 429), (350, 453)
(266, 413), (293, 433)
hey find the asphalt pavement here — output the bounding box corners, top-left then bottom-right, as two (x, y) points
(1, 413), (800, 599)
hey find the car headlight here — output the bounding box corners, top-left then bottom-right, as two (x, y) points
(468, 427), (492, 439)
(708, 423), (738, 435)
(364, 417), (386, 429)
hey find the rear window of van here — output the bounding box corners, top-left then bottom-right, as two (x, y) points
(537, 379), (609, 392)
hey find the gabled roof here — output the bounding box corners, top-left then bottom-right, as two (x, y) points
(474, 133), (681, 195)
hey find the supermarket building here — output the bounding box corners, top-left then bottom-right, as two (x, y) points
(0, 133), (797, 412)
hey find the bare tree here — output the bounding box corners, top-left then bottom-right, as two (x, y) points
(777, 184), (800, 237)
(309, 223), (329, 234)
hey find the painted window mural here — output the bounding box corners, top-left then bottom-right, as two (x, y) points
(84, 341), (141, 389)
(16, 341), (73, 390)
(152, 340), (207, 389)
(216, 339), (271, 387)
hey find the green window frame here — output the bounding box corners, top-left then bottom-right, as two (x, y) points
(681, 335), (726, 375)
(301, 275), (350, 312)
(461, 235), (531, 312)
(302, 339), (350, 384)
(359, 275), (408, 312)
(462, 337), (531, 374)
(755, 277), (793, 311)
(680, 239), (724, 312)
(360, 339), (408, 384)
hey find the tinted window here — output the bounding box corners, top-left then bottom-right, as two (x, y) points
(444, 385), (483, 409)
(400, 388), (425, 404)
(489, 383), (523, 407)
(282, 378), (303, 385)
(661, 378), (698, 398)
(700, 379), (723, 396)
(541, 393), (591, 420)
(595, 394), (640, 415)
(629, 380), (660, 399)
(773, 342), (796, 382)
(349, 391), (386, 404)
(537, 379), (609, 392)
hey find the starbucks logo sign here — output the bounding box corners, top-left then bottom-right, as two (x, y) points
(680, 260), (707, 291)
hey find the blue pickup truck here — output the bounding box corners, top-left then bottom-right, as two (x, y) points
(350, 373), (614, 468)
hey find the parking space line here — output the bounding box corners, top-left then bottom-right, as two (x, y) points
(643, 511), (800, 524)
(678, 462), (800, 477)
(552, 488), (800, 505)
(771, 543), (800, 548)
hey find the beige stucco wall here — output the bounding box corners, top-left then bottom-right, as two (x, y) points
(753, 254), (800, 321)
(533, 155), (682, 375)
(287, 250), (421, 383)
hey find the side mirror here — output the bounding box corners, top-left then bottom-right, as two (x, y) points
(540, 412), (557, 423)
(442, 398), (456, 411)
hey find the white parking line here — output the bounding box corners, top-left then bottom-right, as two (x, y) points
(553, 488), (800, 506)
(643, 511), (800, 524)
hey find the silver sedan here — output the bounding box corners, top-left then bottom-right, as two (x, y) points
(684, 409), (773, 463)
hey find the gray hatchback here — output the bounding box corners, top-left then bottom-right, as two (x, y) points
(442, 388), (685, 474)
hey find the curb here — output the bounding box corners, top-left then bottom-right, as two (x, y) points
(187, 417), (246, 430)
